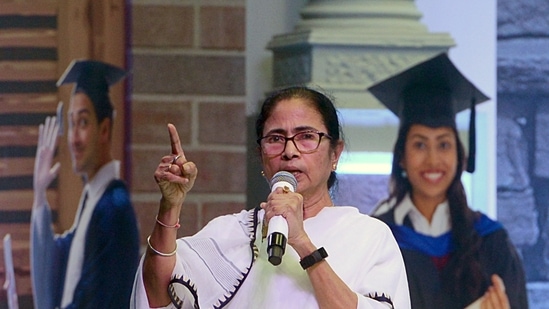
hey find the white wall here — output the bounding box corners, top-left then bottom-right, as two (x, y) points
(245, 0), (307, 115)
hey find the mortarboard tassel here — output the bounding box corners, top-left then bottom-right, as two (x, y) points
(466, 97), (476, 173)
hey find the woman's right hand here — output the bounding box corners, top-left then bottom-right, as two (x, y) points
(154, 123), (197, 210)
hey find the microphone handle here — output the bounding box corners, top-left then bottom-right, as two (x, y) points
(267, 215), (288, 266)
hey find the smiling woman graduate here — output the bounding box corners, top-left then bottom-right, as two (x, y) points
(369, 53), (528, 309)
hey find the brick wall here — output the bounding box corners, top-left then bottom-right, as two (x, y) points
(130, 1), (247, 244)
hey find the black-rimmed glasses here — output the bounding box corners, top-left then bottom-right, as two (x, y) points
(257, 131), (332, 155)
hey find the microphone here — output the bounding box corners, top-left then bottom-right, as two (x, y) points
(267, 171), (298, 266)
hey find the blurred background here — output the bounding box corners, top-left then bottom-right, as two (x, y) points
(0, 0), (548, 307)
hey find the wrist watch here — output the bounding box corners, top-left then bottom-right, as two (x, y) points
(300, 247), (328, 270)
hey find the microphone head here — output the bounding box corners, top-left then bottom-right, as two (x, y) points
(270, 171), (298, 192)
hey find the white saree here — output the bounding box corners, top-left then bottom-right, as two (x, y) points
(131, 206), (410, 309)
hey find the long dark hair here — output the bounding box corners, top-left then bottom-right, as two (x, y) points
(388, 123), (485, 304)
(255, 86), (343, 190)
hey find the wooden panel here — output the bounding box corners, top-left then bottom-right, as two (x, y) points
(0, 93), (58, 114)
(0, 190), (58, 212)
(0, 29), (57, 48)
(0, 125), (38, 147)
(0, 223), (30, 243)
(0, 60), (57, 81)
(98, 0), (128, 184)
(0, 2), (57, 16)
(0, 0), (63, 302)
(0, 157), (34, 177)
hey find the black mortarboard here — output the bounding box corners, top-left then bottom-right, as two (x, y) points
(57, 59), (127, 122)
(367, 53), (490, 173)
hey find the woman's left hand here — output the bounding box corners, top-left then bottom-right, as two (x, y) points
(261, 187), (307, 246)
(480, 274), (510, 309)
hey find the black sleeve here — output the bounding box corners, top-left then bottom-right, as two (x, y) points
(481, 229), (529, 309)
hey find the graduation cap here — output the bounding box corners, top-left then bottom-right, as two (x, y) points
(57, 59), (127, 122)
(367, 53), (489, 173)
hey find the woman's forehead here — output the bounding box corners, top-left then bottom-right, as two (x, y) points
(264, 99), (325, 132)
(406, 124), (455, 139)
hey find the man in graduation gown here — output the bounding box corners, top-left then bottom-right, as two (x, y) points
(31, 60), (140, 309)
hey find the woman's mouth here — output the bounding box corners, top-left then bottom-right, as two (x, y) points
(422, 171), (444, 183)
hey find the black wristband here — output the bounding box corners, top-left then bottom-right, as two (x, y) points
(299, 247), (328, 270)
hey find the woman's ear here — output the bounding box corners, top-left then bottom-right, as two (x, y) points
(399, 159), (406, 170)
(331, 140), (344, 167)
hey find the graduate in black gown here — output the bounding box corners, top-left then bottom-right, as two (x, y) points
(369, 53), (528, 309)
(31, 60), (140, 309)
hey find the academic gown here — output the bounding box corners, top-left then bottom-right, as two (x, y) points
(375, 207), (528, 309)
(31, 179), (140, 309)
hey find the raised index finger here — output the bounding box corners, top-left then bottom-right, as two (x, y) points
(167, 123), (185, 158)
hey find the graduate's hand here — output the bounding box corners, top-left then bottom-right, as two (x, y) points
(154, 123), (197, 209)
(480, 274), (510, 309)
(33, 114), (61, 205)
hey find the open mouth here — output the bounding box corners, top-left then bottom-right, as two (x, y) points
(422, 172), (443, 182)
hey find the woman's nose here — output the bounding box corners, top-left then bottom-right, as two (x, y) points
(426, 148), (440, 165)
(282, 139), (299, 159)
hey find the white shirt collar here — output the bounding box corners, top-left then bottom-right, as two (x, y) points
(394, 193), (451, 237)
(86, 160), (120, 197)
